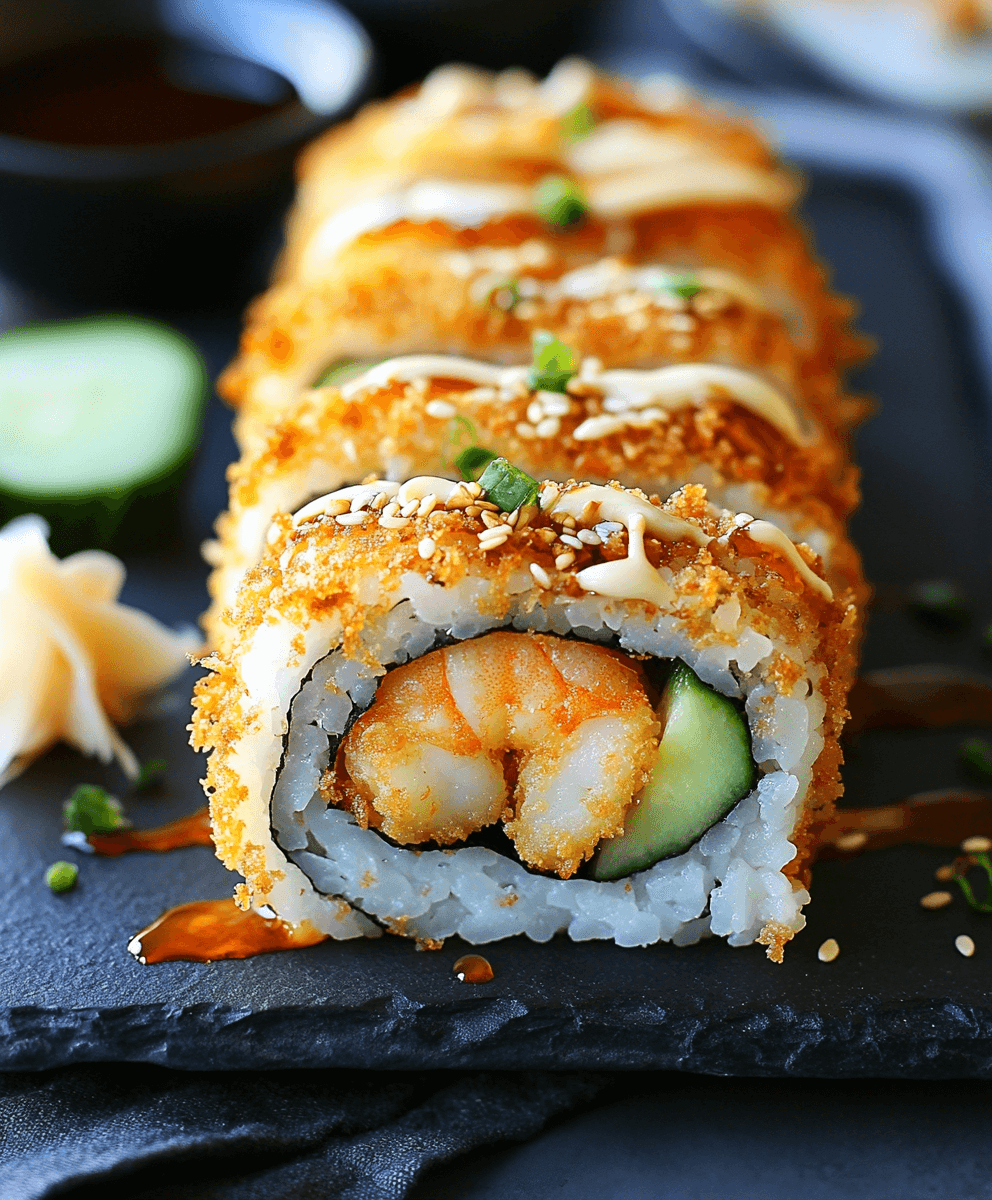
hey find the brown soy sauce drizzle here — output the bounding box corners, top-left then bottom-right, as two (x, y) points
(89, 807), (213, 856)
(127, 665), (992, 962)
(128, 899), (328, 964)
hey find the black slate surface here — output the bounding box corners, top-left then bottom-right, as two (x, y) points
(3, 147), (992, 1077)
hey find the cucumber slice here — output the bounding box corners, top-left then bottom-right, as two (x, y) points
(0, 316), (205, 500)
(592, 661), (755, 881)
(313, 358), (382, 388)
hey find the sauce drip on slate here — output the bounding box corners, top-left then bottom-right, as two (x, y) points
(128, 899), (327, 964)
(0, 39), (288, 146)
(816, 790), (992, 859)
(846, 665), (992, 736)
(89, 807), (212, 856)
(453, 954), (495, 983)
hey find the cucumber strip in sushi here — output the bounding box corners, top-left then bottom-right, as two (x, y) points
(0, 316), (206, 550)
(193, 474), (857, 960)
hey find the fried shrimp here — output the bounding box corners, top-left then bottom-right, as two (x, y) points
(334, 631), (661, 878)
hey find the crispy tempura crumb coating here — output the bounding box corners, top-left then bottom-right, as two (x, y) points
(191, 479), (857, 959)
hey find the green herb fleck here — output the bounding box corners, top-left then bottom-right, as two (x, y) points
(478, 457), (540, 513)
(535, 174), (587, 229)
(961, 738), (992, 783)
(45, 861), (78, 894)
(488, 279), (522, 312)
(954, 851), (992, 914)
(529, 330), (577, 393)
(455, 445), (499, 481)
(135, 758), (166, 792)
(907, 579), (970, 631)
(444, 413), (480, 469)
(658, 271), (704, 302)
(313, 358), (381, 388)
(563, 101), (596, 142)
(63, 784), (129, 836)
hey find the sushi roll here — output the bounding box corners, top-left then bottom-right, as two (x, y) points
(220, 60), (867, 447)
(191, 472), (857, 961)
(202, 346), (863, 650)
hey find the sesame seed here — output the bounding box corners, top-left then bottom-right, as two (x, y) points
(382, 502), (401, 518)
(516, 504), (537, 531)
(535, 417), (561, 438)
(349, 488), (375, 512)
(560, 533), (583, 550)
(961, 836), (992, 854)
(562, 516), (577, 529)
(467, 482), (483, 498)
(476, 500), (501, 513)
(539, 483), (560, 511)
(529, 563), (551, 588)
(833, 831), (867, 852)
(370, 492), (388, 510)
(555, 552), (575, 570)
(417, 494), (438, 518)
(526, 400), (544, 425)
(378, 516), (411, 529)
(480, 510), (500, 529)
(955, 934), (976, 957)
(577, 529), (601, 545)
(425, 399), (457, 419)
(445, 493), (472, 510)
(515, 422), (537, 439)
(465, 505), (482, 517)
(323, 498), (351, 517)
(817, 938), (840, 963)
(479, 524), (513, 541)
(418, 537), (437, 559)
(479, 533), (508, 551)
(400, 500), (419, 518)
(935, 865), (956, 882)
(920, 890), (953, 910)
(537, 527), (557, 544)
(335, 511), (369, 526)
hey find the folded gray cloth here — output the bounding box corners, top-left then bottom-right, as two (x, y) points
(0, 1066), (607, 1200)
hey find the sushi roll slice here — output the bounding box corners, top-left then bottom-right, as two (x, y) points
(191, 472), (857, 961)
(220, 60), (867, 446)
(202, 348), (863, 650)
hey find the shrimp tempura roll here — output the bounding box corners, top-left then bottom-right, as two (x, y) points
(221, 60), (867, 447)
(192, 471), (857, 961)
(202, 347), (864, 651)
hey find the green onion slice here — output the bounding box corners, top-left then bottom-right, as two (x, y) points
(535, 174), (588, 229)
(488, 280), (522, 312)
(313, 358), (382, 388)
(45, 861), (79, 894)
(63, 784), (129, 836)
(455, 446), (498, 482)
(657, 272), (704, 302)
(529, 330), (577, 393)
(954, 851), (992, 913)
(478, 457), (540, 513)
(563, 102), (597, 142)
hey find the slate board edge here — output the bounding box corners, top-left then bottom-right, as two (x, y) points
(4, 997), (991, 1076)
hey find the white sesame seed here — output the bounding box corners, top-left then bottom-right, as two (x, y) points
(506, 508), (520, 527)
(480, 510), (500, 529)
(955, 934), (976, 957)
(479, 524), (513, 541)
(539, 483), (560, 511)
(467, 482), (483, 497)
(417, 494), (438, 518)
(515, 504), (536, 531)
(418, 537), (437, 559)
(935, 865), (956, 882)
(370, 492), (388, 511)
(817, 938), (840, 963)
(400, 500), (419, 518)
(961, 836), (992, 854)
(465, 505), (482, 517)
(833, 832), (867, 852)
(515, 422), (537, 439)
(335, 511), (369, 526)
(478, 533), (508, 551)
(560, 533), (583, 550)
(920, 890), (954, 910)
(382, 502), (401, 518)
(535, 417), (561, 438)
(555, 552), (575, 570)
(425, 399), (457, 419)
(321, 498), (351, 517)
(378, 516), (411, 529)
(577, 529), (601, 545)
(529, 563), (551, 588)
(526, 400), (544, 425)
(476, 500), (501, 512)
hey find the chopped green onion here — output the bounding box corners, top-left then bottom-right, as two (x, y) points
(313, 358), (381, 388)
(535, 174), (588, 229)
(45, 861), (79, 894)
(529, 330), (578, 393)
(63, 784), (129, 836)
(658, 271), (704, 302)
(961, 738), (992, 783)
(488, 279), (522, 312)
(135, 758), (167, 792)
(563, 102), (596, 142)
(455, 445), (499, 482)
(954, 850), (992, 913)
(907, 579), (970, 631)
(479, 457), (540, 513)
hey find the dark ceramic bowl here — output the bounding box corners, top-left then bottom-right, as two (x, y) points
(0, 0), (372, 306)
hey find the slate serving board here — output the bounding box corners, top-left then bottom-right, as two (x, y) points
(3, 141), (992, 1077)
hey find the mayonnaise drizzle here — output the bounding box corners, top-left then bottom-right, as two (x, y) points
(738, 519), (833, 600)
(567, 120), (730, 175)
(340, 355), (812, 445)
(572, 512), (675, 606)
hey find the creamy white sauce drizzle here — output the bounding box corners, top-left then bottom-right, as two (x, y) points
(585, 159), (797, 219)
(572, 512), (675, 606)
(738, 518), (833, 600)
(550, 483), (710, 546)
(551, 260), (769, 311)
(340, 355), (812, 445)
(567, 120), (723, 175)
